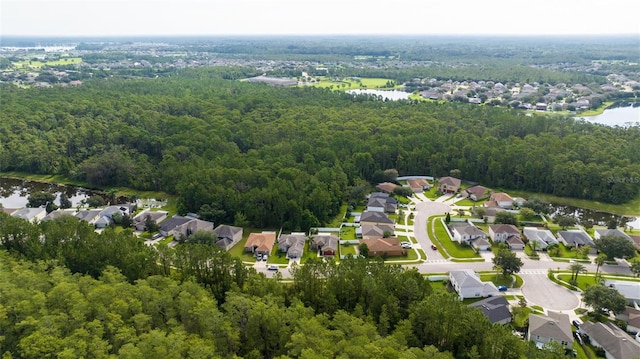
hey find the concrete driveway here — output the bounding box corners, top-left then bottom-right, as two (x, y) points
(413, 200), (451, 261)
(520, 273), (580, 311)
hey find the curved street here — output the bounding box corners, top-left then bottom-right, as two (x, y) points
(257, 192), (633, 315)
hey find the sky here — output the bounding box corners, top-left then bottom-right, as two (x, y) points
(2, 0), (640, 37)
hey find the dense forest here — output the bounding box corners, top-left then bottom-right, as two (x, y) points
(0, 213), (571, 358)
(1, 68), (639, 230)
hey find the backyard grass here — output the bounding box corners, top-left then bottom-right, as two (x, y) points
(340, 226), (357, 240)
(340, 242), (357, 257)
(268, 247), (291, 265)
(548, 243), (589, 260)
(432, 217), (480, 258)
(326, 203), (349, 228)
(512, 307), (531, 329)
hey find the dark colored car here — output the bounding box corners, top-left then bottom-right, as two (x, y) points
(431, 244), (437, 250)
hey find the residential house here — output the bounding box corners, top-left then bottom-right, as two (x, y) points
(527, 311), (573, 350)
(580, 321), (640, 359)
(482, 207), (506, 224)
(358, 223), (395, 240)
(437, 177), (461, 194)
(132, 210), (168, 231)
(449, 222), (488, 248)
(310, 234), (339, 257)
(75, 209), (102, 225)
(41, 209), (76, 222)
(523, 227), (558, 250)
(489, 224), (524, 250)
(375, 182), (398, 193)
(557, 230), (596, 253)
(604, 280), (640, 305)
(359, 211), (395, 226)
(489, 224), (520, 243)
(448, 270), (499, 300)
(212, 224), (243, 251)
(359, 237), (406, 257)
(594, 229), (633, 243)
(244, 232), (276, 256)
(616, 307), (640, 334)
(490, 193), (514, 209)
(407, 178), (430, 193)
(468, 296), (512, 325)
(462, 185), (490, 201)
(278, 233), (306, 259)
(159, 215), (214, 240)
(11, 207), (47, 223)
(366, 194), (398, 213)
(1, 208), (18, 216)
(95, 205), (130, 229)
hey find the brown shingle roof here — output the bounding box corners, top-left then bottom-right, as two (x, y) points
(245, 232), (276, 253)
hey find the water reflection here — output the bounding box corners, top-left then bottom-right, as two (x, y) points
(0, 178), (124, 208)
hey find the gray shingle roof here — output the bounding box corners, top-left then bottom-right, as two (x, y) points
(469, 296), (512, 324)
(580, 321), (640, 359)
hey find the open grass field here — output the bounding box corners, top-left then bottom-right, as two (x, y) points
(432, 217), (480, 258)
(13, 57), (82, 69)
(303, 77), (400, 91)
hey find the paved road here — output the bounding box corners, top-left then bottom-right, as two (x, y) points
(413, 200), (451, 261)
(520, 273), (580, 311)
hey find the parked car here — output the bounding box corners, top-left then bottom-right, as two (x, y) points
(431, 244), (437, 250)
(497, 285), (508, 292)
(263, 254), (268, 261)
(572, 320), (582, 329)
(267, 265), (279, 271)
(256, 253), (262, 261)
(401, 242), (412, 249)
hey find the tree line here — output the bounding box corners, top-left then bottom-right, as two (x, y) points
(1, 68), (639, 231)
(0, 214), (571, 358)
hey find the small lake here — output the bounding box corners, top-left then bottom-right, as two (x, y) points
(576, 102), (640, 127)
(0, 178), (121, 208)
(347, 89), (411, 101)
(550, 203), (638, 229)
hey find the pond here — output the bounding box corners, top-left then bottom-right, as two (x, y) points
(346, 89), (411, 101)
(0, 178), (123, 208)
(550, 203), (638, 229)
(576, 101), (640, 127)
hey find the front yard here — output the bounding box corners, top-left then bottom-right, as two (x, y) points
(432, 217), (480, 259)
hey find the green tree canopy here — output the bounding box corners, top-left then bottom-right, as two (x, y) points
(594, 235), (637, 260)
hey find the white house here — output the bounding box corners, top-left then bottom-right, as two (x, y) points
(449, 270), (498, 300)
(490, 192), (514, 209)
(489, 224), (520, 243)
(450, 222), (487, 245)
(604, 280), (640, 305)
(11, 207), (47, 223)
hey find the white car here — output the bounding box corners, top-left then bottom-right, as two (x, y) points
(400, 241), (412, 249)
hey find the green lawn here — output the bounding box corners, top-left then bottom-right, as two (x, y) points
(548, 243), (589, 260)
(302, 76), (400, 91)
(454, 198), (479, 206)
(340, 243), (357, 257)
(268, 246), (291, 265)
(557, 273), (640, 290)
(326, 204), (349, 227)
(424, 186), (439, 199)
(14, 57), (82, 69)
(512, 307), (531, 329)
(340, 226), (357, 240)
(157, 235), (174, 247)
(301, 242), (322, 263)
(432, 218), (480, 258)
(479, 273), (523, 288)
(227, 228), (276, 263)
